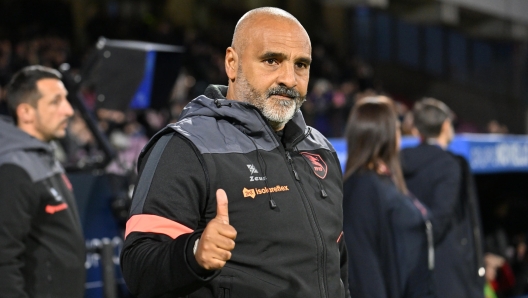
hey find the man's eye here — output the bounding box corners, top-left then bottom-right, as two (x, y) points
(265, 59), (277, 65)
(296, 63), (307, 69)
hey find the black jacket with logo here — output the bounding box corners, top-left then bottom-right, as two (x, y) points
(0, 116), (85, 298)
(121, 85), (350, 298)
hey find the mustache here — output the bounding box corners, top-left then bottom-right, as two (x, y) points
(267, 86), (301, 99)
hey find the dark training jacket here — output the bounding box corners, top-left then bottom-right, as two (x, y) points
(343, 171), (434, 298)
(0, 116), (86, 298)
(121, 85), (350, 298)
(401, 144), (484, 298)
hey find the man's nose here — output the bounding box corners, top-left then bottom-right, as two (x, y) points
(63, 97), (74, 118)
(277, 63), (297, 88)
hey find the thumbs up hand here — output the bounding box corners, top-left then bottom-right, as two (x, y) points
(194, 189), (237, 270)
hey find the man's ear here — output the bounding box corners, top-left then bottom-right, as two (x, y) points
(441, 119), (451, 133)
(411, 127), (420, 137)
(16, 103), (35, 124)
(225, 47), (238, 82)
(440, 119), (454, 140)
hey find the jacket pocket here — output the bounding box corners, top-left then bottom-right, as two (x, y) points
(219, 288), (230, 298)
(218, 275), (232, 298)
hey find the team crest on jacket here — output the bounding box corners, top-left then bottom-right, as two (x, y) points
(301, 152), (328, 179)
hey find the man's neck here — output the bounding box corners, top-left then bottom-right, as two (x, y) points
(18, 124), (47, 142)
(425, 137), (448, 149)
(225, 85), (236, 100)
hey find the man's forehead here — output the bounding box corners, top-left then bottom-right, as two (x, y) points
(36, 78), (68, 97)
(253, 17), (308, 39)
(248, 22), (311, 54)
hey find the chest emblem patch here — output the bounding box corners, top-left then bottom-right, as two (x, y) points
(301, 152), (328, 179)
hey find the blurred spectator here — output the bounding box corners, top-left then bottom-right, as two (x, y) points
(66, 111), (97, 163)
(401, 98), (485, 298)
(356, 60), (375, 91)
(487, 120), (509, 134)
(305, 78), (333, 136)
(0, 39), (12, 86)
(328, 79), (358, 137)
(104, 109), (149, 228)
(456, 120), (481, 134)
(401, 110), (418, 136)
(0, 65), (85, 297)
(106, 110), (149, 176)
(343, 95), (434, 297)
(484, 195), (528, 297)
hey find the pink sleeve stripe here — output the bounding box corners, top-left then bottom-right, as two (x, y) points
(125, 214), (193, 239)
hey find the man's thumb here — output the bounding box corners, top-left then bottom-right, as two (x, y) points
(215, 189), (229, 224)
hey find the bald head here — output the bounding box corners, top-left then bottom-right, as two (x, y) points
(224, 7), (311, 130)
(231, 7), (309, 55)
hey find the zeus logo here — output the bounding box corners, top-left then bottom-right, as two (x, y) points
(247, 164), (266, 181)
(247, 164), (259, 175)
(50, 187), (63, 202)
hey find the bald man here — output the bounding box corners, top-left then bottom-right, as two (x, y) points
(121, 7), (350, 298)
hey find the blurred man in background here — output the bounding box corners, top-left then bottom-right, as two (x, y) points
(401, 98), (485, 298)
(0, 65), (85, 297)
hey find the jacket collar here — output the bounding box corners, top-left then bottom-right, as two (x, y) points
(0, 115), (53, 156)
(181, 84), (308, 148)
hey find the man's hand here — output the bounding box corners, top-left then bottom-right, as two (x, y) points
(194, 189), (237, 270)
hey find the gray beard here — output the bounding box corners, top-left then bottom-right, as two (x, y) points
(235, 72), (305, 129)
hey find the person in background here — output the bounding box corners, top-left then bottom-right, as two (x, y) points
(120, 7), (350, 298)
(0, 65), (85, 297)
(343, 96), (434, 298)
(401, 97), (485, 298)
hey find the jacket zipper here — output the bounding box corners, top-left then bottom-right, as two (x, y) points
(286, 151), (300, 181)
(285, 150), (328, 298)
(252, 107), (328, 296)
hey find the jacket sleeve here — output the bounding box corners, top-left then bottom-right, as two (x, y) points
(428, 158), (462, 243)
(0, 164), (40, 298)
(343, 177), (390, 298)
(120, 133), (218, 297)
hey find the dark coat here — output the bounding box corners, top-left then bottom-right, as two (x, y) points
(121, 85), (350, 298)
(401, 144), (485, 298)
(343, 171), (434, 298)
(0, 117), (86, 298)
